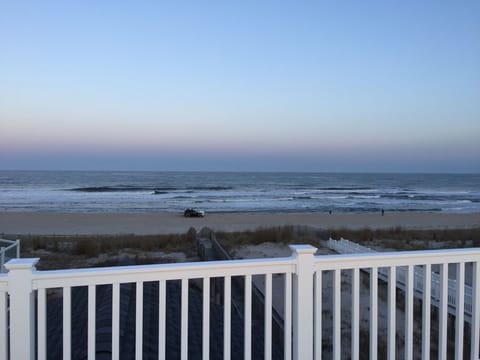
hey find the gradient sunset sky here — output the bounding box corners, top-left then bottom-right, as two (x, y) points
(1, 1), (479, 172)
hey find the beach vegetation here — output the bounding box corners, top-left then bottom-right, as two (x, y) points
(19, 229), (197, 269)
(15, 226), (480, 270)
(325, 227), (480, 250)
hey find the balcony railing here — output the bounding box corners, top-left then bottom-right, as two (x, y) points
(328, 238), (475, 322)
(0, 239), (20, 273)
(0, 245), (479, 360)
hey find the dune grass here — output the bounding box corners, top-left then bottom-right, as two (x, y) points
(216, 226), (480, 256)
(325, 227), (480, 250)
(19, 228), (197, 269)
(22, 227), (197, 255)
(15, 225), (480, 269)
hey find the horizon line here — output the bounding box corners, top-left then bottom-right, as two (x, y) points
(1, 169), (479, 175)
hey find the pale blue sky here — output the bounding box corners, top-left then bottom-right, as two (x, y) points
(1, 1), (479, 172)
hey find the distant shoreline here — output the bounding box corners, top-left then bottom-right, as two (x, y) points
(1, 211), (479, 236)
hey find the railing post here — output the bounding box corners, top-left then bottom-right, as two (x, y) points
(289, 244), (317, 360)
(472, 259), (480, 360)
(0, 249), (4, 273)
(5, 258), (39, 360)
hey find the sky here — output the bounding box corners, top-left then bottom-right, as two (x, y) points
(1, 1), (479, 172)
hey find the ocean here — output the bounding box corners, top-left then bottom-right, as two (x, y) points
(0, 171), (479, 214)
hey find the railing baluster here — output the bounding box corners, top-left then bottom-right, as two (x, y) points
(245, 275), (252, 360)
(352, 268), (360, 360)
(37, 288), (46, 360)
(284, 272), (292, 360)
(333, 269), (341, 360)
(0, 291), (5, 359)
(63, 286), (71, 360)
(181, 279), (188, 360)
(224, 276), (231, 360)
(422, 264), (431, 360)
(472, 261), (480, 360)
(112, 282), (120, 360)
(405, 265), (414, 360)
(136, 281), (144, 360)
(455, 262), (465, 360)
(88, 284), (96, 360)
(315, 271), (322, 360)
(0, 288), (7, 360)
(387, 266), (396, 360)
(159, 280), (166, 360)
(439, 264), (448, 360)
(265, 273), (272, 360)
(369, 267), (378, 360)
(202, 277), (210, 360)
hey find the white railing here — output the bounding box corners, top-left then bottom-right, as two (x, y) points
(0, 239), (20, 273)
(327, 237), (377, 255)
(327, 238), (475, 321)
(0, 245), (479, 360)
(315, 247), (480, 360)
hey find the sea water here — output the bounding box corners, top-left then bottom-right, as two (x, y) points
(0, 171), (479, 214)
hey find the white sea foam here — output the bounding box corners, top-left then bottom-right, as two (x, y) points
(1, 171), (479, 213)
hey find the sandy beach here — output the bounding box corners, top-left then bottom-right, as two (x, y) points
(1, 211), (479, 235)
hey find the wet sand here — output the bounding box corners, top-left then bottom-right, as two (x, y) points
(1, 211), (479, 235)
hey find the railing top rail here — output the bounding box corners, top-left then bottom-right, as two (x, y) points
(315, 247), (480, 270)
(0, 242), (18, 253)
(0, 238), (17, 248)
(32, 256), (296, 289)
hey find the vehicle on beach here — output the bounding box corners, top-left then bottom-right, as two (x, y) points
(183, 208), (205, 217)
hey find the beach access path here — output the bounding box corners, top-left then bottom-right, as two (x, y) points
(1, 211), (479, 235)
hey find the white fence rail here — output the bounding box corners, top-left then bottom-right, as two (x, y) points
(327, 238), (474, 321)
(0, 239), (20, 273)
(0, 245), (479, 360)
